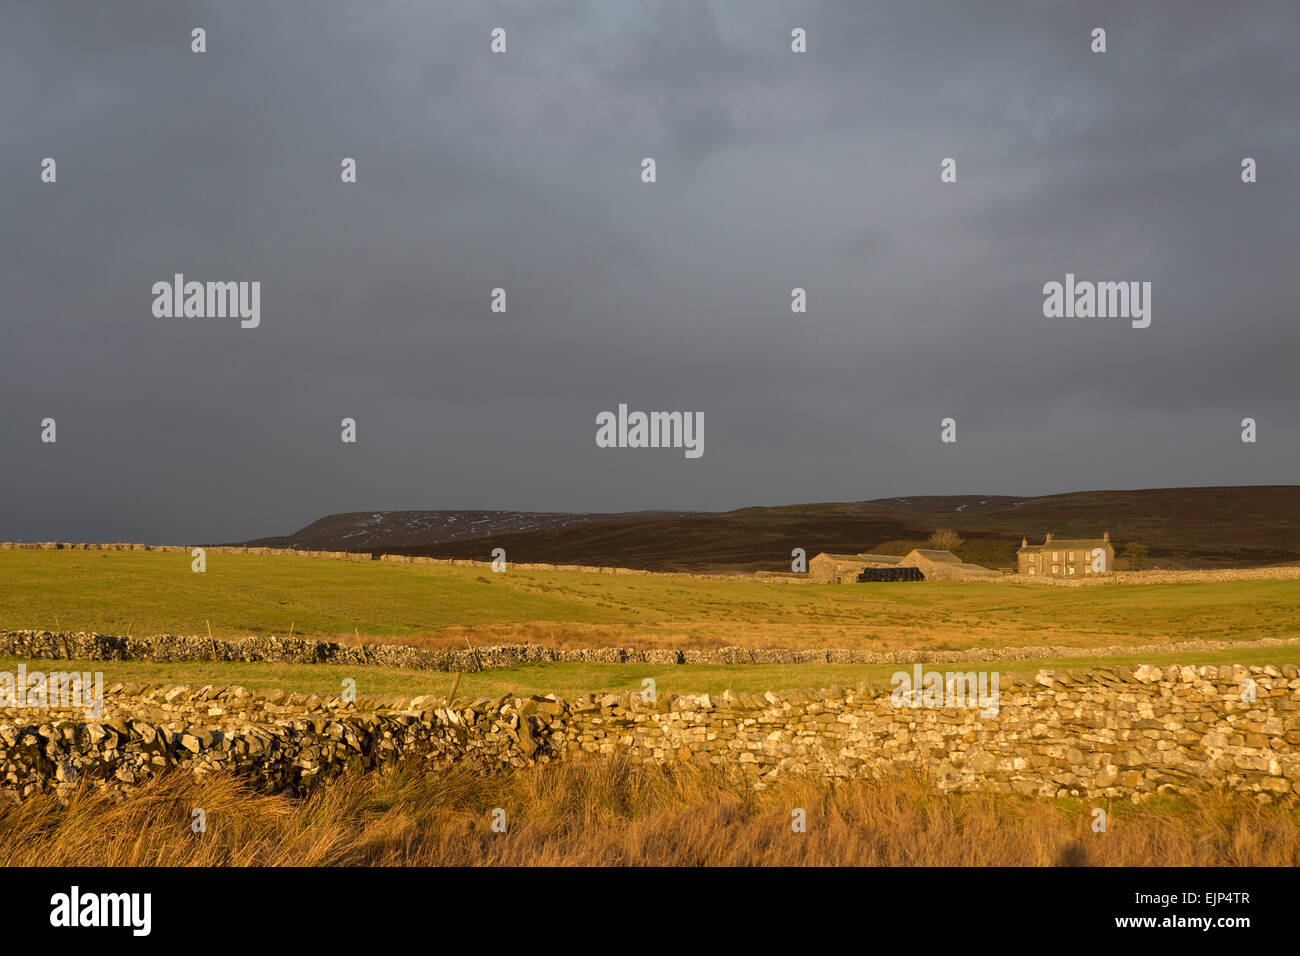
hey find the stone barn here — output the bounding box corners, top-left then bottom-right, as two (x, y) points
(808, 552), (903, 584)
(809, 550), (999, 583)
(896, 549), (1002, 581)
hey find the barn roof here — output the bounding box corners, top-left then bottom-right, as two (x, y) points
(904, 549), (962, 564)
(813, 552), (904, 564)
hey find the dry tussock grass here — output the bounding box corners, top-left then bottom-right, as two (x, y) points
(2, 759), (1296, 867)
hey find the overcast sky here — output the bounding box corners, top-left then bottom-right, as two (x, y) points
(2, 0), (1298, 544)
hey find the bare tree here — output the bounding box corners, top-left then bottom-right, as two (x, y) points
(927, 528), (964, 551)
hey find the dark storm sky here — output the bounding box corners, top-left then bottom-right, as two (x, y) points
(2, 0), (1298, 544)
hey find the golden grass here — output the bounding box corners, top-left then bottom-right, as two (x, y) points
(3, 759), (1296, 866)
(6, 549), (1300, 653)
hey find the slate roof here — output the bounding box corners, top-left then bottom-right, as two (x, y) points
(904, 549), (962, 564)
(1018, 537), (1110, 552)
(814, 552), (904, 564)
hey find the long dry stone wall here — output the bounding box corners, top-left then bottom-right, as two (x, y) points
(0, 541), (755, 581)
(8, 540), (1300, 585)
(3, 629), (1299, 672)
(1005, 566), (1300, 585)
(3, 664), (1298, 805)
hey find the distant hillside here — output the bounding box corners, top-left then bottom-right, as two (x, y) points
(235, 509), (710, 551)
(235, 487), (1300, 573)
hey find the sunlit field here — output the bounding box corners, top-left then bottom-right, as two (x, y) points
(3, 550), (1299, 654)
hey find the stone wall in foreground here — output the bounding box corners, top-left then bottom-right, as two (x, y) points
(2, 664), (1298, 805)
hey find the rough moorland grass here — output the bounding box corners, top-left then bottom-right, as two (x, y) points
(3, 550), (1300, 652)
(4, 645), (1296, 700)
(2, 759), (1295, 866)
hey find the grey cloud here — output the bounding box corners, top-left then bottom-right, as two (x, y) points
(1, 0), (1296, 543)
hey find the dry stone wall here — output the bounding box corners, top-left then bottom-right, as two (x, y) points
(3, 629), (1298, 672)
(1005, 566), (1300, 585)
(3, 664), (1298, 805)
(6, 540), (1300, 585)
(0, 541), (754, 581)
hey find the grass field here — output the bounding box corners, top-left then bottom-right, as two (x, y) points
(4, 548), (1299, 861)
(3, 550), (1300, 655)
(3, 759), (1296, 866)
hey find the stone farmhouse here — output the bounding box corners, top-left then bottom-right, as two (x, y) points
(1017, 531), (1114, 577)
(808, 549), (1000, 583)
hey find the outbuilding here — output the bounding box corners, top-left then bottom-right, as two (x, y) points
(808, 552), (903, 584)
